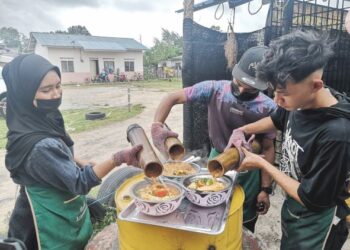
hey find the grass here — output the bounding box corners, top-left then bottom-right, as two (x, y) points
(63, 104), (144, 134)
(0, 104), (144, 149)
(63, 78), (183, 91)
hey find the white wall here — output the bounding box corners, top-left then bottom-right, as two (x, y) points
(34, 44), (145, 83)
(34, 44), (49, 58)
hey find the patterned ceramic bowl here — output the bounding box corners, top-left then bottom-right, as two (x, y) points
(162, 161), (201, 182)
(131, 179), (184, 216)
(182, 174), (233, 207)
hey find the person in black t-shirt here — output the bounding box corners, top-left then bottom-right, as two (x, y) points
(228, 30), (350, 249)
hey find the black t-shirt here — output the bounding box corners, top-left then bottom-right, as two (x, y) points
(271, 102), (350, 218)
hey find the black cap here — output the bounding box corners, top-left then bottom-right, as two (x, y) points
(232, 46), (268, 91)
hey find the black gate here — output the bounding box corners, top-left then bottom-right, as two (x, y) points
(182, 0), (350, 151)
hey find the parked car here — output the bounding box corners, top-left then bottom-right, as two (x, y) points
(0, 66), (7, 117)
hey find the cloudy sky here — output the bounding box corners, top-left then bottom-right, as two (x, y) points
(0, 0), (276, 46)
(2, 0), (344, 47)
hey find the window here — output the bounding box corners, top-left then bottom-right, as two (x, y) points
(175, 63), (181, 70)
(124, 60), (135, 72)
(61, 60), (74, 72)
(104, 61), (115, 73)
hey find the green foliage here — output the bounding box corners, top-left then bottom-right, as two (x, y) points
(144, 28), (183, 68)
(92, 206), (117, 237)
(210, 25), (221, 31)
(0, 27), (21, 48)
(67, 25), (91, 35)
(52, 25), (91, 35)
(0, 104), (144, 149)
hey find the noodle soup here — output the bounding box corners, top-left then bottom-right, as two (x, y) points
(188, 177), (226, 192)
(182, 174), (233, 207)
(163, 162), (198, 177)
(136, 182), (181, 202)
(131, 179), (184, 216)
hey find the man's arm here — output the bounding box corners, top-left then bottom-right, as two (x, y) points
(240, 148), (304, 205)
(154, 90), (187, 123)
(240, 116), (277, 135)
(260, 138), (274, 188)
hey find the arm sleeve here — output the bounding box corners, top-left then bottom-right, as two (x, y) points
(183, 80), (216, 104)
(25, 138), (101, 195)
(270, 106), (288, 131)
(297, 140), (350, 212)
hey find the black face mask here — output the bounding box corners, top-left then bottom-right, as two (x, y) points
(231, 82), (259, 101)
(35, 98), (62, 112)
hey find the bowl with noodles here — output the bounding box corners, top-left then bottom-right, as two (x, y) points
(182, 174), (233, 207)
(162, 161), (201, 181)
(131, 179), (184, 216)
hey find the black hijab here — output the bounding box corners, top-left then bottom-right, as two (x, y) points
(3, 54), (74, 177)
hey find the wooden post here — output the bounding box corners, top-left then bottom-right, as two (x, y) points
(183, 0), (194, 19)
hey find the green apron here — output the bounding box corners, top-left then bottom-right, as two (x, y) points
(281, 196), (336, 250)
(209, 148), (260, 222)
(25, 186), (92, 250)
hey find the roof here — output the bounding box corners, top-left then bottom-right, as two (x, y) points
(30, 32), (148, 52)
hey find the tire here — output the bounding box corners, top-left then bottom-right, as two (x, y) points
(97, 166), (142, 207)
(0, 93), (6, 118)
(85, 111), (106, 120)
(87, 196), (107, 224)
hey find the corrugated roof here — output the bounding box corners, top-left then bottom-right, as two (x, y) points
(31, 32), (148, 51)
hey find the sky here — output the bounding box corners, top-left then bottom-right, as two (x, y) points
(0, 0), (347, 47)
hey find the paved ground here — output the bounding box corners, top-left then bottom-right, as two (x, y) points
(0, 84), (348, 249)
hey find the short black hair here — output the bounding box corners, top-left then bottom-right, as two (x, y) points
(257, 30), (335, 89)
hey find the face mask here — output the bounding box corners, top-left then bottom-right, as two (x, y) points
(35, 98), (62, 112)
(231, 82), (259, 101)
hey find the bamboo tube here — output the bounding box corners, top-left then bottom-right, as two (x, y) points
(165, 137), (185, 160)
(163, 124), (185, 160)
(127, 124), (163, 178)
(208, 140), (262, 177)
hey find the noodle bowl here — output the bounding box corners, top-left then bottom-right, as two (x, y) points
(131, 179), (184, 216)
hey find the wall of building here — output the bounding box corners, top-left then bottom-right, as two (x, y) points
(35, 45), (144, 83)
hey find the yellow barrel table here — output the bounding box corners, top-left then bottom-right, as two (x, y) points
(116, 173), (244, 250)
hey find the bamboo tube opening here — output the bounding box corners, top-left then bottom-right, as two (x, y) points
(144, 162), (163, 178)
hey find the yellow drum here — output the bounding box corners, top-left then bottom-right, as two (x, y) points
(116, 173), (244, 250)
(346, 197), (350, 225)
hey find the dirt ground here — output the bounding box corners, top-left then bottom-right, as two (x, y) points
(0, 84), (348, 249)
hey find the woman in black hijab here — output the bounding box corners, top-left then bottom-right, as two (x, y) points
(3, 54), (142, 250)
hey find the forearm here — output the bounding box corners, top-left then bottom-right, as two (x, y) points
(154, 98), (175, 123)
(154, 91), (187, 123)
(261, 140), (274, 187)
(261, 160), (304, 205)
(261, 139), (275, 187)
(92, 158), (116, 179)
(241, 117), (276, 135)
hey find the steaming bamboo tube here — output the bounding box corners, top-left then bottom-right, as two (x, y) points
(165, 137), (185, 160)
(126, 124), (163, 178)
(208, 140), (262, 177)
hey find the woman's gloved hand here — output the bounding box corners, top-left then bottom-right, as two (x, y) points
(151, 122), (178, 153)
(112, 145), (143, 167)
(225, 128), (255, 165)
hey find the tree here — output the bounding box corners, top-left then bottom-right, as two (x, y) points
(143, 29), (182, 79)
(210, 25), (221, 31)
(52, 25), (91, 35)
(144, 29), (182, 68)
(0, 27), (21, 48)
(67, 25), (91, 35)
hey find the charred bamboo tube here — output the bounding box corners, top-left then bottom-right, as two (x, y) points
(165, 137), (185, 160)
(208, 140), (262, 177)
(126, 124), (163, 178)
